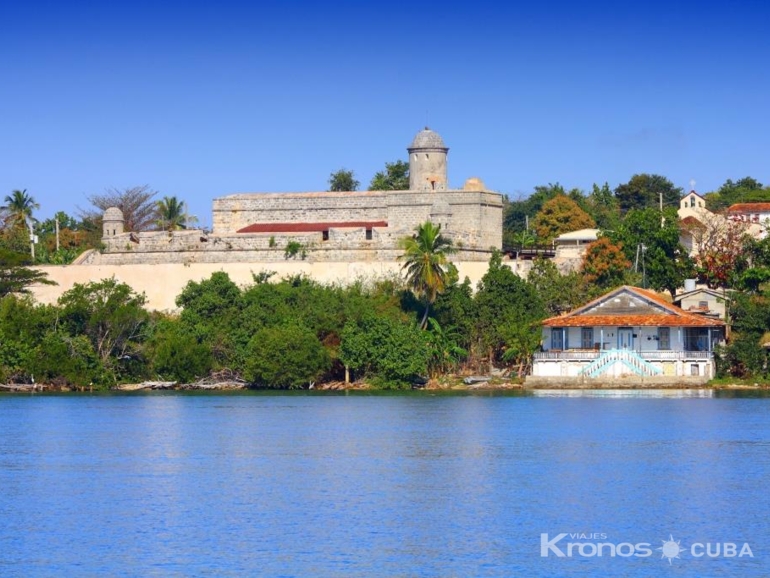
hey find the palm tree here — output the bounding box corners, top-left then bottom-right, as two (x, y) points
(398, 221), (456, 328)
(2, 189), (39, 229)
(155, 196), (196, 231)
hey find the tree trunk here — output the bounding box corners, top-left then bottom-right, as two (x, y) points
(420, 304), (430, 329)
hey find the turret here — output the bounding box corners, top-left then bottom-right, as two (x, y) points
(102, 206), (125, 238)
(407, 127), (449, 191)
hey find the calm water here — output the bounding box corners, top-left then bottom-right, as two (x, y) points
(1, 390), (769, 577)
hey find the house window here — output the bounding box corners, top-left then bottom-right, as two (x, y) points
(322, 230), (329, 241)
(552, 328), (566, 350)
(658, 327), (670, 350)
(698, 300), (708, 309)
(365, 228), (373, 240)
(581, 328), (593, 349)
(690, 197), (695, 207)
(684, 328), (708, 351)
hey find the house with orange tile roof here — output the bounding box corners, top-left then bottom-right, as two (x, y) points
(529, 285), (725, 384)
(726, 203), (770, 238)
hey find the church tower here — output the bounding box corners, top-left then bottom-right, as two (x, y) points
(407, 127), (449, 191)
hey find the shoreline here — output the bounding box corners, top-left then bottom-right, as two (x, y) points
(2, 380), (769, 393)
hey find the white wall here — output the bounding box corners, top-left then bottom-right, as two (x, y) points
(30, 260), (500, 311)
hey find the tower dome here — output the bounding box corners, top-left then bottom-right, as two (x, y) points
(102, 206), (125, 238)
(407, 127), (449, 191)
(409, 127), (448, 150)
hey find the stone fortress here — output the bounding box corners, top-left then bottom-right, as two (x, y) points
(85, 128), (503, 265)
(30, 128), (504, 309)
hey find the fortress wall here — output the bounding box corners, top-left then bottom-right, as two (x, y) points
(212, 192), (387, 233)
(30, 260), (507, 311)
(210, 190), (504, 251)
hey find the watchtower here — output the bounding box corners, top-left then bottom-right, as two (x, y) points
(407, 127), (449, 191)
(102, 207), (125, 238)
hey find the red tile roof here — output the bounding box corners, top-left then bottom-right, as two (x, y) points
(680, 216), (705, 228)
(542, 286), (725, 328)
(543, 314), (724, 328)
(727, 203), (770, 214)
(237, 221), (388, 233)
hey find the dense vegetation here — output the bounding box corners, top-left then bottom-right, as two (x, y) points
(3, 173), (770, 387)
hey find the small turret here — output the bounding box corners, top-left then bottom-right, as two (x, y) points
(102, 207), (125, 238)
(407, 127), (449, 191)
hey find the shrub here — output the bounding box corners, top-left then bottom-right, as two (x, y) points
(149, 319), (213, 383)
(340, 315), (427, 388)
(244, 324), (330, 388)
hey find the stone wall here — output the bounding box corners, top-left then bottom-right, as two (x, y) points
(97, 188), (503, 265)
(212, 191), (387, 233)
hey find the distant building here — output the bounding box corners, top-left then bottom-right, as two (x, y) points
(673, 286), (730, 322)
(726, 203), (770, 238)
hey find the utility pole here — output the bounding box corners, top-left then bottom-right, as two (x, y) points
(26, 216), (36, 261)
(55, 216), (60, 251)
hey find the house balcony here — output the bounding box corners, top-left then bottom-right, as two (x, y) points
(533, 350), (714, 362)
(531, 348), (716, 381)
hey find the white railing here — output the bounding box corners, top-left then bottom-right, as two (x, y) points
(534, 350), (713, 361)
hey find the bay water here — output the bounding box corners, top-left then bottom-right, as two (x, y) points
(1, 390), (769, 576)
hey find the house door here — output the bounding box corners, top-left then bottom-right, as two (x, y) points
(618, 328), (633, 349)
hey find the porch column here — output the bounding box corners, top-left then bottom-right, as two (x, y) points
(600, 328), (604, 351)
(708, 328), (712, 353)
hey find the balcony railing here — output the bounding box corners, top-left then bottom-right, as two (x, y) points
(533, 349), (713, 361)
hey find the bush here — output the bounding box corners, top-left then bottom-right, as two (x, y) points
(149, 319), (213, 383)
(30, 332), (105, 387)
(244, 324), (330, 388)
(340, 315), (427, 388)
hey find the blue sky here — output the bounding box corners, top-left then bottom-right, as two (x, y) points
(1, 0), (768, 226)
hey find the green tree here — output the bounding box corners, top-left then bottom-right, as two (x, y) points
(155, 196), (196, 231)
(31, 333), (104, 387)
(586, 182), (621, 231)
(606, 207), (693, 297)
(705, 177), (767, 212)
(432, 275), (477, 352)
(0, 249), (55, 297)
(369, 160), (410, 191)
(398, 221), (456, 328)
(424, 318), (468, 378)
(474, 250), (546, 367)
(717, 292), (770, 378)
(528, 257), (588, 315)
(0, 295), (55, 383)
(340, 315), (427, 388)
(244, 324), (330, 388)
(532, 194), (595, 243)
(614, 174), (683, 212)
(57, 278), (149, 382)
(148, 318), (213, 383)
(1, 189), (39, 229)
(176, 272), (243, 369)
(328, 168), (359, 192)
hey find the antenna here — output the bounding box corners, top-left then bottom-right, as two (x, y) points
(689, 179), (696, 191)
